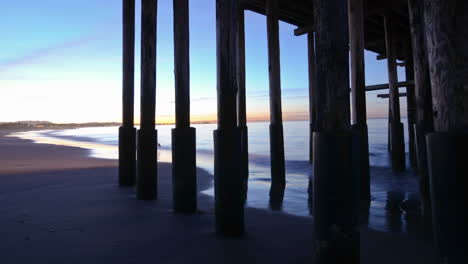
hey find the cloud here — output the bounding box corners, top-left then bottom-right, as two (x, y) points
(0, 34), (101, 73)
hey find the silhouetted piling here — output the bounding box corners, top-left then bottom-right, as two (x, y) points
(408, 0), (433, 226)
(237, 6), (249, 201)
(266, 0), (286, 202)
(307, 33), (317, 164)
(137, 0), (158, 200)
(384, 16), (405, 172)
(405, 60), (417, 168)
(424, 0), (468, 262)
(312, 0), (359, 262)
(348, 0), (370, 201)
(119, 0), (137, 187)
(214, 0), (244, 236)
(171, 0), (197, 213)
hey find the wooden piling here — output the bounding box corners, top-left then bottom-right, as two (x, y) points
(237, 6), (249, 202)
(214, 0), (244, 236)
(405, 59), (417, 168)
(407, 0), (433, 225)
(137, 0), (158, 200)
(307, 33), (316, 164)
(119, 0), (137, 187)
(424, 0), (468, 262)
(348, 0), (370, 201)
(312, 0), (359, 262)
(384, 16), (406, 172)
(171, 0), (197, 213)
(266, 0), (286, 201)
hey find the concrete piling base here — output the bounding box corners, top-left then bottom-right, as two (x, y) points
(118, 126), (136, 186)
(269, 123), (285, 201)
(414, 124), (432, 225)
(310, 123), (315, 163)
(390, 122), (405, 171)
(171, 127), (197, 213)
(352, 124), (370, 201)
(426, 133), (468, 263)
(313, 131), (359, 264)
(137, 128), (158, 200)
(239, 125), (249, 202)
(214, 128), (244, 236)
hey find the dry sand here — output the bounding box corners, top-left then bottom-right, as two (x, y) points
(0, 129), (436, 263)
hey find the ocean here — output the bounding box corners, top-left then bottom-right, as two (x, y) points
(14, 119), (423, 236)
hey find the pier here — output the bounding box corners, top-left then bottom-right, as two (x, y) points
(116, 0), (467, 263)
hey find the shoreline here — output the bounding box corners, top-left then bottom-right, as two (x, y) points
(0, 128), (436, 263)
(0, 128), (213, 193)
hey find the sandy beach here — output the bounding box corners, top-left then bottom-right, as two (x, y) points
(0, 129), (436, 263)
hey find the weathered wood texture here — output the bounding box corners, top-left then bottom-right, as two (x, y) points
(140, 0), (157, 129)
(312, 0), (358, 263)
(216, 0), (238, 129)
(408, 0), (433, 131)
(314, 0), (351, 131)
(424, 2), (468, 261)
(424, 0), (468, 132)
(237, 8), (247, 127)
(173, 0), (190, 128)
(214, 0), (244, 236)
(405, 60), (417, 167)
(349, 0), (367, 126)
(266, 0), (286, 200)
(307, 33), (316, 163)
(408, 0), (433, 222)
(266, 0), (283, 127)
(122, 0), (135, 127)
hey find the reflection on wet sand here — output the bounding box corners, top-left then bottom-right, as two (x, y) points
(12, 120), (433, 240)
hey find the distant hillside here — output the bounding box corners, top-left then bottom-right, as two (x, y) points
(0, 121), (121, 130)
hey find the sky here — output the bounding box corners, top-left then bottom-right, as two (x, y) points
(0, 0), (407, 124)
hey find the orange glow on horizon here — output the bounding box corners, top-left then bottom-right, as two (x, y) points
(141, 111), (311, 125)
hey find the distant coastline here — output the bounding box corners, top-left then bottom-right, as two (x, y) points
(0, 117), (391, 131)
(0, 121), (122, 131)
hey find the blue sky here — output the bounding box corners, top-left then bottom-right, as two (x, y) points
(0, 0), (407, 123)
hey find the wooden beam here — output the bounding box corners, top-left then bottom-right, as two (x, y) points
(377, 92), (407, 98)
(365, 80), (414, 91)
(376, 54), (386, 60)
(294, 25), (314, 36)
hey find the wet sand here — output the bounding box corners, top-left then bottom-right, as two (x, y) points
(0, 129), (436, 263)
